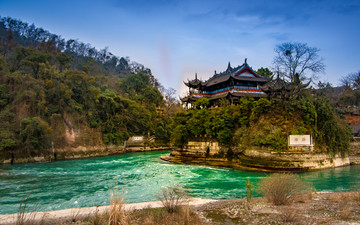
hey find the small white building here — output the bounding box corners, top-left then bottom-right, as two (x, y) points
(125, 136), (147, 148)
(131, 136), (144, 142)
(288, 135), (314, 151)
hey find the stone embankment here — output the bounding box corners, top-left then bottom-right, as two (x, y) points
(350, 155), (360, 165)
(0, 145), (170, 164)
(162, 140), (351, 172)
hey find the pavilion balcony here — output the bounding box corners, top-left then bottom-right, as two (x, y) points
(189, 86), (265, 98)
(202, 85), (260, 95)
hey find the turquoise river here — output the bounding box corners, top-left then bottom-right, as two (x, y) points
(1, 150), (360, 214)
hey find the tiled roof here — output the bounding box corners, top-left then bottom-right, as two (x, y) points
(184, 78), (206, 87)
(205, 74), (231, 86)
(185, 60), (269, 88)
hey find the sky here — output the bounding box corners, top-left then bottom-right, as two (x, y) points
(0, 0), (359, 96)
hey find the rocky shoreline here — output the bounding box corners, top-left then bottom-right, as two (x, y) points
(0, 146), (171, 164)
(162, 144), (359, 172)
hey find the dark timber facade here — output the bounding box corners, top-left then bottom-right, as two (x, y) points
(181, 59), (269, 107)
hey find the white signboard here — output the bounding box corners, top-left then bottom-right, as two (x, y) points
(288, 135), (312, 146)
(132, 136), (144, 141)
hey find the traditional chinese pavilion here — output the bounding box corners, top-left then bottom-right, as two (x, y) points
(181, 59), (269, 107)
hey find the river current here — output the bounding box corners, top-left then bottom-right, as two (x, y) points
(1, 150), (360, 214)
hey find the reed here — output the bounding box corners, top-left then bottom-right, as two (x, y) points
(156, 185), (188, 213)
(108, 184), (130, 225)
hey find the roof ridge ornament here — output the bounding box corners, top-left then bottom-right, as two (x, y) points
(195, 73), (197, 80)
(245, 58), (247, 64)
(226, 62), (232, 72)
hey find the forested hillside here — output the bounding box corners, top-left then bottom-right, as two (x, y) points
(0, 16), (177, 159)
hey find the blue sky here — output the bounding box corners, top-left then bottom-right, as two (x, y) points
(0, 0), (359, 95)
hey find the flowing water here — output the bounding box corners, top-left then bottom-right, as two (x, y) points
(0, 150), (360, 214)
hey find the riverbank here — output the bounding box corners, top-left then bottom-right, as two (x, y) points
(0, 198), (216, 225)
(162, 149), (352, 172)
(1, 192), (360, 224)
(161, 140), (360, 172)
(0, 146), (171, 164)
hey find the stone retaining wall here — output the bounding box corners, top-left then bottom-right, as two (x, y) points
(0, 145), (170, 164)
(168, 141), (351, 171)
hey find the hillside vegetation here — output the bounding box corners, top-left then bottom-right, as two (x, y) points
(0, 17), (176, 158)
(171, 93), (351, 156)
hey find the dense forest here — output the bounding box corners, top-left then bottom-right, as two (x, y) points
(0, 16), (178, 158)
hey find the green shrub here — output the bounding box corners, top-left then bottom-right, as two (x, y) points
(245, 179), (254, 203)
(314, 96), (352, 155)
(290, 125), (308, 135)
(250, 98), (271, 121)
(172, 125), (188, 148)
(217, 128), (232, 146)
(0, 84), (9, 109)
(299, 97), (317, 125)
(0, 138), (16, 151)
(193, 97), (209, 109)
(268, 129), (287, 152)
(103, 132), (127, 145)
(20, 117), (51, 152)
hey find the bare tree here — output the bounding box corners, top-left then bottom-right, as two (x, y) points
(273, 42), (325, 83)
(163, 87), (179, 118)
(340, 71), (360, 90)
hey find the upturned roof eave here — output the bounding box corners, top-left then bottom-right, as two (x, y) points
(186, 60), (269, 89)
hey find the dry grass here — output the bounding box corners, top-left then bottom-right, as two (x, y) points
(16, 193), (45, 225)
(257, 173), (311, 205)
(84, 184), (199, 225)
(156, 185), (189, 213)
(328, 192), (344, 202)
(294, 191), (313, 203)
(279, 206), (299, 223)
(12, 191), (360, 225)
(87, 208), (102, 225)
(349, 190), (360, 202)
(341, 206), (352, 220)
(83, 204), (205, 225)
(325, 191), (359, 221)
(84, 185), (131, 225)
(17, 197), (28, 225)
(108, 185), (131, 225)
(81, 184), (204, 225)
(328, 191), (360, 203)
(69, 209), (81, 223)
(131, 205), (206, 225)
